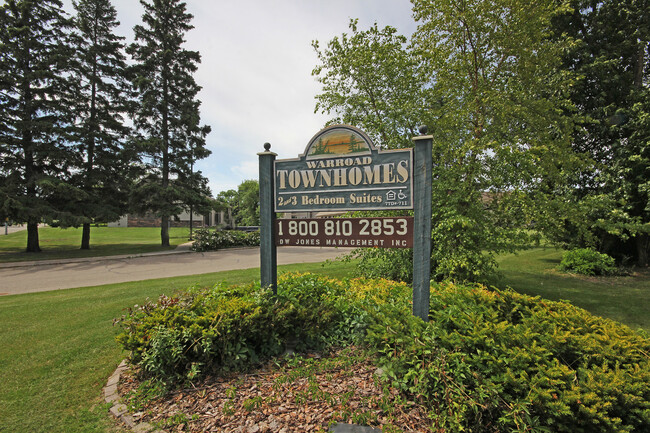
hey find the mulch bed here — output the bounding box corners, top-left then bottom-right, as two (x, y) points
(118, 347), (434, 432)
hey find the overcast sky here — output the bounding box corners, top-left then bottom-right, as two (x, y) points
(63, 0), (418, 195)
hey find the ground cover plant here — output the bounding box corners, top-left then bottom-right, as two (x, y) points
(190, 228), (260, 252)
(0, 227), (191, 263)
(117, 273), (650, 432)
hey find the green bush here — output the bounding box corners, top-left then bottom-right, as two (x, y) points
(347, 247), (414, 283)
(559, 248), (618, 276)
(365, 283), (650, 432)
(115, 286), (277, 382)
(191, 228), (260, 252)
(116, 274), (650, 432)
(114, 273), (381, 383)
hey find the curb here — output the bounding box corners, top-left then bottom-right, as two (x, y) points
(0, 243), (195, 269)
(104, 360), (166, 433)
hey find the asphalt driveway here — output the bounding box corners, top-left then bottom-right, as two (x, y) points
(0, 246), (353, 296)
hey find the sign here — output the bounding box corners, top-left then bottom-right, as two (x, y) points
(275, 217), (413, 248)
(274, 125), (413, 212)
(259, 123), (432, 321)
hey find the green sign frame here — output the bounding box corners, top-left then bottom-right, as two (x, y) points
(274, 125), (413, 212)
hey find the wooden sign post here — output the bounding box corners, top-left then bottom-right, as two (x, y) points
(258, 143), (277, 294)
(412, 127), (433, 321)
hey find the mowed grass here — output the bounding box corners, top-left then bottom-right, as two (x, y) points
(496, 247), (650, 332)
(0, 227), (192, 263)
(0, 260), (358, 433)
(0, 247), (648, 433)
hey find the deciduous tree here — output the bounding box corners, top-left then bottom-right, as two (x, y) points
(236, 180), (259, 226)
(313, 0), (578, 282)
(550, 0), (650, 266)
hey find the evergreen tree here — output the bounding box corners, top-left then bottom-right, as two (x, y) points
(69, 0), (132, 250)
(127, 0), (211, 247)
(0, 0), (75, 252)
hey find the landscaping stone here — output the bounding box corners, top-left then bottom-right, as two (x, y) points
(109, 403), (128, 418)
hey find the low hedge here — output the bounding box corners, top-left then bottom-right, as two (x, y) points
(190, 228), (260, 252)
(115, 274), (650, 432)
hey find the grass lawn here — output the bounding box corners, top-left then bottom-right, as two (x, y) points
(496, 247), (650, 332)
(0, 248), (647, 433)
(0, 260), (358, 433)
(0, 227), (192, 263)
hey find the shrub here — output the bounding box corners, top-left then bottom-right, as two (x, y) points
(115, 286), (278, 382)
(116, 274), (650, 432)
(559, 248), (618, 276)
(346, 247), (414, 283)
(365, 283), (650, 432)
(114, 273), (395, 383)
(191, 228), (260, 252)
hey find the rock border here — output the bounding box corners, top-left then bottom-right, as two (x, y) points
(103, 360), (165, 433)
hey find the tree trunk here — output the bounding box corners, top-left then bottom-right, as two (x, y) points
(161, 61), (170, 248)
(161, 215), (170, 247)
(26, 220), (41, 253)
(81, 53), (97, 252)
(636, 233), (649, 267)
(189, 205), (193, 240)
(81, 222), (91, 250)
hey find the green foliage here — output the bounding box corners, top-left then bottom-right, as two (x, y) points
(190, 228), (260, 252)
(114, 273), (383, 383)
(312, 19), (428, 148)
(116, 273), (650, 432)
(0, 0), (76, 252)
(549, 0), (650, 265)
(67, 0), (133, 250)
(214, 180), (261, 227)
(236, 180), (260, 226)
(365, 283), (650, 432)
(348, 247), (414, 283)
(313, 1), (577, 283)
(559, 248), (619, 276)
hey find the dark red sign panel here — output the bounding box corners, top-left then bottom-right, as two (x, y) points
(275, 217), (413, 248)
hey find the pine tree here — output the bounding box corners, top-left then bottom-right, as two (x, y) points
(0, 0), (75, 253)
(127, 0), (211, 247)
(69, 0), (132, 250)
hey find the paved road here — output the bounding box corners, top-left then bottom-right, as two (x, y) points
(2, 223), (46, 235)
(0, 246), (353, 296)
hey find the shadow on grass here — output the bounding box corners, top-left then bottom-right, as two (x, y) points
(0, 243), (178, 263)
(496, 250), (650, 332)
(541, 257), (561, 265)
